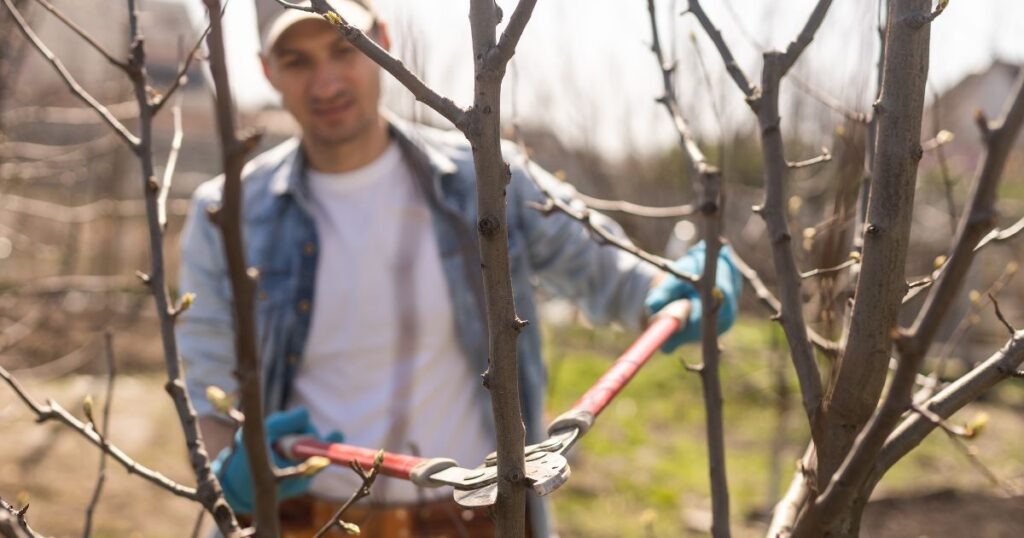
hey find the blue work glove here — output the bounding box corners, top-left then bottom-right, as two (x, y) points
(644, 241), (743, 353)
(210, 407), (344, 514)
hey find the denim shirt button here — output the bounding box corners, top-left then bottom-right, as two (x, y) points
(297, 299), (311, 314)
(288, 354), (300, 366)
(303, 242), (316, 256)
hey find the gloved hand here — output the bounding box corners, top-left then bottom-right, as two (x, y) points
(644, 241), (743, 353)
(211, 407), (344, 514)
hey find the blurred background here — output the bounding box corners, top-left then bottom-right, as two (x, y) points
(1, 0), (1022, 536)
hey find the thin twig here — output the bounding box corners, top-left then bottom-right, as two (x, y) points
(787, 147), (832, 169)
(647, 2), (729, 535)
(787, 74), (868, 123)
(312, 451), (384, 538)
(82, 333), (116, 538)
(800, 258), (856, 280)
(573, 192), (695, 218)
(0, 498), (42, 538)
(29, 0), (130, 71)
(990, 293), (1017, 336)
(526, 192), (699, 284)
(729, 248), (840, 357)
(975, 215), (1024, 251)
(159, 92), (184, 231)
(683, 0), (756, 99)
(150, 15), (217, 114)
(0, 0), (139, 148)
(0, 364), (199, 500)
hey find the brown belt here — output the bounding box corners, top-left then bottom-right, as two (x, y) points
(266, 495), (531, 538)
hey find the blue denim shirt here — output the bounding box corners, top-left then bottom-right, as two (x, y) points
(177, 117), (659, 536)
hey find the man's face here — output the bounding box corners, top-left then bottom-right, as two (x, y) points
(263, 20), (389, 147)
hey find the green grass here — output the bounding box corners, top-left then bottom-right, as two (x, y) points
(541, 317), (1024, 537)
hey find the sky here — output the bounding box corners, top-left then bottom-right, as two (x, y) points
(178, 0), (1024, 157)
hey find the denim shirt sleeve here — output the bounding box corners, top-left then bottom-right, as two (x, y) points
(507, 148), (659, 331)
(177, 178), (237, 419)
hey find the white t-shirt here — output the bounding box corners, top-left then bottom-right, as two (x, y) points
(289, 141), (493, 503)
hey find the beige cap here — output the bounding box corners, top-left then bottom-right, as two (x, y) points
(262, 0), (376, 53)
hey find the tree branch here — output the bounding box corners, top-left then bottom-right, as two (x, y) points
(489, 0), (538, 70)
(646, 2), (729, 535)
(82, 333), (116, 538)
(312, 451), (383, 538)
(0, 0), (139, 148)
(684, 0), (757, 99)
(869, 330), (1024, 490)
(290, 0), (466, 128)
(571, 192), (695, 218)
(0, 364), (199, 500)
(729, 249), (840, 357)
(816, 0), (933, 500)
(200, 0), (278, 534)
(904, 70), (1024, 357)
(29, 0), (130, 72)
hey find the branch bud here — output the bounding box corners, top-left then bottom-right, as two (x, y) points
(964, 411), (989, 438)
(205, 385), (235, 415)
(300, 456), (330, 477)
(82, 394), (95, 425)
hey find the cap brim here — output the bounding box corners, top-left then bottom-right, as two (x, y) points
(263, 0), (375, 53)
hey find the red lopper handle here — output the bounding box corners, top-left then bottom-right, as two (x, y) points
(569, 314), (680, 420)
(279, 437), (427, 481)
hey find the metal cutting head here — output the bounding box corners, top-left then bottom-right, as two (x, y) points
(452, 452), (571, 508)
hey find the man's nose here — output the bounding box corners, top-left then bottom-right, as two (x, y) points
(309, 66), (345, 100)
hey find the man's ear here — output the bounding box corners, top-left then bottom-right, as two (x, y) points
(260, 54), (278, 91)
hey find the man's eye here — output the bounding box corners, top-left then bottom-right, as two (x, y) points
(281, 58), (309, 69)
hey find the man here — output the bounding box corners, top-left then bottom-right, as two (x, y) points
(177, 0), (741, 536)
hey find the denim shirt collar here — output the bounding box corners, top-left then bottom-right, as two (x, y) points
(266, 112), (458, 203)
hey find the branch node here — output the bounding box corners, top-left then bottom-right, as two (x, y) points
(477, 215), (500, 237)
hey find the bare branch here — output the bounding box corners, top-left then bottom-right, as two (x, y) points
(787, 147), (832, 169)
(0, 0), (139, 148)
(724, 0), (838, 443)
(0, 499), (43, 538)
(787, 74), (868, 123)
(526, 195), (699, 284)
(729, 248), (840, 357)
(816, 0), (935, 500)
(151, 21), (214, 114)
(82, 333), (116, 538)
(312, 451), (383, 538)
(990, 293), (1017, 336)
(684, 0), (756, 99)
(647, 3), (729, 534)
(0, 364), (199, 500)
(905, 70), (1024, 359)
(202, 0), (279, 532)
(158, 94), (184, 231)
(975, 215), (1024, 251)
(800, 258), (856, 280)
(490, 0), (538, 69)
(288, 0), (466, 127)
(872, 330), (1024, 488)
(29, 0), (130, 71)
(573, 191), (695, 219)
(778, 0), (834, 74)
